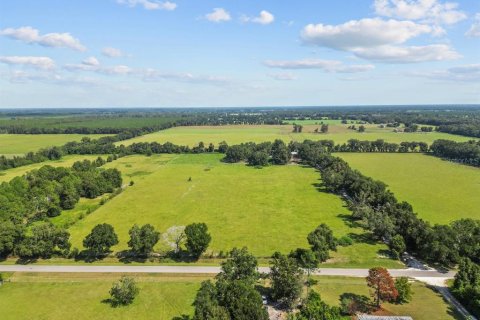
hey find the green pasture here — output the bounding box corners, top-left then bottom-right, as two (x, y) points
(337, 153), (480, 224)
(118, 125), (470, 147)
(67, 153), (400, 268)
(283, 119), (345, 125)
(0, 155), (102, 183)
(0, 273), (459, 320)
(0, 273), (204, 320)
(0, 134), (108, 156)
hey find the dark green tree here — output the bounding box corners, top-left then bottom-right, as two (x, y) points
(270, 252), (303, 309)
(270, 139), (290, 165)
(395, 277), (413, 304)
(291, 290), (341, 320)
(185, 223), (211, 259)
(128, 224), (160, 256)
(307, 224), (337, 262)
(217, 247), (259, 285)
(83, 223), (119, 257)
(389, 234), (406, 259)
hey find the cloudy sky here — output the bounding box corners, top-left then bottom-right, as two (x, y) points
(0, 0), (479, 108)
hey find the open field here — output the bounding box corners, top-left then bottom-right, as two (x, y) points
(0, 155), (102, 183)
(0, 273), (205, 320)
(337, 153), (480, 224)
(118, 125), (471, 147)
(66, 153), (400, 268)
(0, 273), (459, 320)
(312, 276), (461, 320)
(0, 134), (109, 157)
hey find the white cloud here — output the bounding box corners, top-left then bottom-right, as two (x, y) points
(205, 8), (231, 23)
(268, 73), (297, 81)
(82, 57), (100, 66)
(353, 44), (460, 63)
(102, 47), (124, 58)
(0, 26), (86, 51)
(264, 59), (375, 73)
(466, 13), (480, 37)
(409, 64), (480, 81)
(0, 56), (55, 70)
(302, 18), (434, 49)
(242, 10), (275, 25)
(117, 0), (176, 11)
(300, 18), (460, 63)
(374, 0), (467, 25)
(142, 69), (229, 84)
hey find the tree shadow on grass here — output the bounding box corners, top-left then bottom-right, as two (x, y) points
(339, 292), (373, 314)
(165, 250), (199, 263)
(116, 250), (147, 264)
(348, 232), (379, 245)
(101, 298), (127, 308)
(74, 250), (111, 263)
(337, 213), (361, 228)
(171, 315), (191, 320)
(15, 257), (38, 265)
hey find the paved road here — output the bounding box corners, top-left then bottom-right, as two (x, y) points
(1, 265), (473, 319)
(0, 265), (455, 279)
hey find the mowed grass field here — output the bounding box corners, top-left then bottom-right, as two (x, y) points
(0, 155), (102, 183)
(337, 153), (480, 224)
(67, 153), (400, 268)
(0, 134), (109, 157)
(0, 273), (204, 320)
(118, 124), (470, 147)
(0, 273), (459, 320)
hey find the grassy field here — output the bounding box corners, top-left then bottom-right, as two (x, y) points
(118, 124), (470, 147)
(0, 273), (205, 320)
(0, 134), (109, 157)
(66, 153), (400, 268)
(312, 276), (461, 319)
(0, 155), (102, 183)
(337, 153), (480, 224)
(0, 273), (459, 320)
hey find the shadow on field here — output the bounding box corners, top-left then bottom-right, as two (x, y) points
(116, 250), (148, 264)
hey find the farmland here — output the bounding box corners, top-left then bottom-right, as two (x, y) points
(0, 273), (459, 320)
(337, 153), (480, 224)
(0, 134), (109, 157)
(65, 153), (400, 268)
(118, 124), (470, 147)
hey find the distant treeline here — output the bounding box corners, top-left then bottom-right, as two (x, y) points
(3, 136), (480, 172)
(0, 159), (122, 259)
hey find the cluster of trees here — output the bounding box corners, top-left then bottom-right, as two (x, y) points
(292, 124), (303, 133)
(430, 139), (480, 167)
(294, 140), (480, 267)
(0, 160), (122, 259)
(451, 258), (480, 317)
(224, 140), (290, 166)
(438, 123), (480, 138)
(80, 222), (211, 260)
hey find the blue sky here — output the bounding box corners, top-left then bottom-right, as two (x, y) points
(0, 0), (479, 108)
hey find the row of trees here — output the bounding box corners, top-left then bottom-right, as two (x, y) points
(224, 140), (290, 166)
(81, 222), (211, 260)
(430, 139), (480, 167)
(295, 141), (480, 267)
(452, 258), (480, 317)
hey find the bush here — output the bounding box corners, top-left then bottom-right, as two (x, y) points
(109, 276), (139, 306)
(337, 236), (353, 247)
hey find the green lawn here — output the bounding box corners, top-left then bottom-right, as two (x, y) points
(66, 153), (400, 268)
(0, 273), (205, 320)
(0, 273), (460, 320)
(337, 153), (480, 224)
(0, 155), (103, 183)
(0, 134), (109, 157)
(118, 125), (470, 147)
(312, 276), (461, 320)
